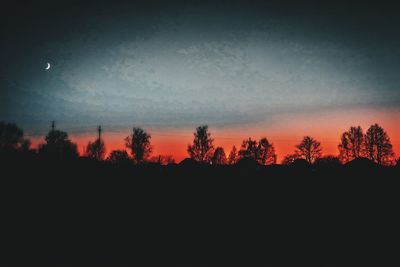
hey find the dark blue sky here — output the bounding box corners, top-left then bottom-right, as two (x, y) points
(1, 0), (399, 138)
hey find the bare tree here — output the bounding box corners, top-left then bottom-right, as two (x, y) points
(338, 126), (364, 163)
(295, 136), (322, 164)
(86, 126), (106, 160)
(364, 123), (394, 165)
(187, 125), (214, 163)
(125, 127), (152, 163)
(212, 147), (227, 165)
(227, 145), (238, 165)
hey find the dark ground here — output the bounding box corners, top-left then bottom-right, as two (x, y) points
(1, 156), (399, 266)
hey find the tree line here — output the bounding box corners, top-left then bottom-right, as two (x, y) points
(0, 121), (398, 166)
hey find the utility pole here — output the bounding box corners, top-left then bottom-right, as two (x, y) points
(96, 125), (103, 160)
(97, 125), (102, 141)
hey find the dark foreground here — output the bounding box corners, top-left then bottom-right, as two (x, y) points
(1, 156), (399, 266)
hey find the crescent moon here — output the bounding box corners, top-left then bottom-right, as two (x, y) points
(45, 62), (51, 70)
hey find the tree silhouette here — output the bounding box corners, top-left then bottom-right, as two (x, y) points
(38, 121), (78, 160)
(212, 147), (227, 165)
(364, 124), (394, 165)
(2, 119), (398, 171)
(0, 122), (24, 152)
(257, 137), (277, 165)
(282, 153), (300, 165)
(295, 136), (322, 164)
(125, 127), (152, 163)
(238, 137), (276, 165)
(228, 145), (238, 165)
(338, 126), (364, 163)
(238, 138), (258, 160)
(187, 125), (214, 163)
(107, 150), (131, 164)
(86, 126), (106, 160)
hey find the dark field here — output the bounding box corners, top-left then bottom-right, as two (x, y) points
(1, 156), (399, 266)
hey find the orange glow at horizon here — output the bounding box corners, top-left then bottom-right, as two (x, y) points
(29, 108), (400, 163)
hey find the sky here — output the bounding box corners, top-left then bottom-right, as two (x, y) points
(1, 0), (399, 162)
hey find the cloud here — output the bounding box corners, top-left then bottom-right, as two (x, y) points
(1, 4), (399, 135)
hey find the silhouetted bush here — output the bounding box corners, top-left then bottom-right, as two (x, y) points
(0, 122), (25, 152)
(346, 157), (377, 169)
(38, 123), (78, 160)
(282, 153), (300, 165)
(235, 157), (259, 169)
(149, 155), (175, 165)
(179, 157), (200, 167)
(314, 156), (342, 168)
(290, 158), (310, 169)
(107, 150), (131, 164)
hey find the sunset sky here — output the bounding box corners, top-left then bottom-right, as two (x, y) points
(1, 0), (399, 162)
